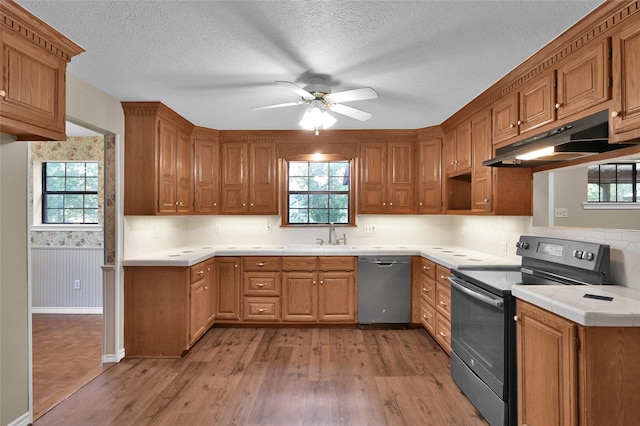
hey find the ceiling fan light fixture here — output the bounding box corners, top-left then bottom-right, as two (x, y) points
(299, 104), (336, 133)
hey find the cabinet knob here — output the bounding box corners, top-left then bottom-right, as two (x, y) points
(422, 287), (429, 292)
(514, 315), (519, 322)
(419, 202), (423, 206)
(320, 280), (324, 285)
(389, 202), (393, 206)
(382, 202), (386, 206)
(234, 264), (238, 268)
(484, 198), (489, 203)
(207, 267), (211, 271)
(197, 270), (204, 275)
(440, 275), (448, 279)
(242, 203), (246, 207)
(250, 203), (254, 207)
(422, 265), (429, 270)
(509, 123), (515, 128)
(0, 89), (5, 98)
(555, 102), (561, 109)
(422, 314), (427, 319)
(611, 110), (620, 118)
(439, 301), (448, 307)
(439, 331), (447, 337)
(517, 120), (523, 126)
(313, 280), (316, 285)
(213, 202), (217, 206)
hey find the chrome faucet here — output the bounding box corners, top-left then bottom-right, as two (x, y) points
(328, 222), (337, 245)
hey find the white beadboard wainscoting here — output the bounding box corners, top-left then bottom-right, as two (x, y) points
(31, 246), (103, 314)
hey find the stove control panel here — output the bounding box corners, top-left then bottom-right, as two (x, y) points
(515, 235), (610, 273)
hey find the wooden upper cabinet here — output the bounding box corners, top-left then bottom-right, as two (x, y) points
(0, 1), (83, 141)
(443, 121), (471, 176)
(359, 140), (415, 214)
(220, 140), (278, 215)
(556, 38), (611, 120)
(471, 111), (492, 213)
(612, 13), (640, 136)
(416, 135), (442, 214)
(492, 70), (556, 145)
(122, 102), (194, 215)
(193, 127), (220, 214)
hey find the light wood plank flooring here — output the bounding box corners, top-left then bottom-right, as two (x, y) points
(32, 314), (106, 420)
(35, 327), (488, 425)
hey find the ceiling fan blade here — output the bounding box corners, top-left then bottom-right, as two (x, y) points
(329, 103), (372, 121)
(275, 81), (316, 100)
(325, 87), (377, 103)
(251, 101), (306, 110)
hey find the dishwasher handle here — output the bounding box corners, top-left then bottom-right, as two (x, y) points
(375, 261), (396, 267)
(448, 277), (504, 310)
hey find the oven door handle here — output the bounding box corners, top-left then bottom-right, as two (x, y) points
(449, 277), (504, 310)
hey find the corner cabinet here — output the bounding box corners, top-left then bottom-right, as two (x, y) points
(0, 0), (84, 141)
(359, 140), (416, 214)
(516, 300), (640, 426)
(122, 102), (195, 215)
(220, 140), (278, 215)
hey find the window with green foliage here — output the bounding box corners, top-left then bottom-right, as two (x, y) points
(43, 162), (99, 224)
(287, 160), (351, 225)
(587, 163), (639, 203)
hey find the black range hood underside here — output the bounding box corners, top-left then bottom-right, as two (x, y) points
(483, 110), (635, 167)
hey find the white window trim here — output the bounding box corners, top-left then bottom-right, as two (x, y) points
(582, 202), (640, 210)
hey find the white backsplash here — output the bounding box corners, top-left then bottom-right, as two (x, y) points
(124, 214), (640, 289)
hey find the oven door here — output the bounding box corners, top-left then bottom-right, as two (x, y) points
(450, 276), (506, 399)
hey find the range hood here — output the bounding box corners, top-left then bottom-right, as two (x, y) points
(483, 110), (632, 167)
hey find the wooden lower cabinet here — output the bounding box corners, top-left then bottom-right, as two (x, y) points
(517, 300), (640, 426)
(124, 260), (215, 358)
(215, 257), (241, 321)
(242, 256), (282, 322)
(282, 256), (356, 324)
(413, 257), (452, 355)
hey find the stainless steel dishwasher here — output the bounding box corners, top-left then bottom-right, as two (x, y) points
(357, 256), (411, 326)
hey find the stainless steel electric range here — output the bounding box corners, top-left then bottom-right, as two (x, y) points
(448, 235), (611, 426)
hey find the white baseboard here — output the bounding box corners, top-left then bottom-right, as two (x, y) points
(32, 307), (103, 314)
(103, 348), (125, 364)
(7, 412), (30, 426)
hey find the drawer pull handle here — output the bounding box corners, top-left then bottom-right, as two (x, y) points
(439, 331), (447, 337)
(422, 287), (429, 292)
(422, 265), (430, 270)
(256, 283), (266, 288)
(439, 301), (448, 306)
(257, 308), (266, 313)
(197, 270), (204, 275)
(256, 262), (267, 267)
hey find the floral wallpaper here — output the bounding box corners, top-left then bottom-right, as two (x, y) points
(30, 136), (108, 252)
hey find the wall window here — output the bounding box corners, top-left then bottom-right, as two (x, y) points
(287, 160), (351, 225)
(587, 163), (639, 203)
(42, 162), (99, 224)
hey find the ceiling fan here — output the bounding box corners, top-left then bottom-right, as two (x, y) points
(251, 77), (378, 133)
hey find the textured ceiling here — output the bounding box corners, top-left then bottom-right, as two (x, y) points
(18, 0), (603, 131)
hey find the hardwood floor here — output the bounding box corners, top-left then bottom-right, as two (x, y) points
(32, 314), (106, 420)
(35, 327), (488, 426)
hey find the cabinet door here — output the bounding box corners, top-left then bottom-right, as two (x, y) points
(517, 301), (578, 426)
(519, 71), (556, 135)
(492, 92), (519, 146)
(157, 119), (178, 213)
(455, 121), (472, 172)
(0, 30), (66, 140)
(557, 38), (610, 120)
(215, 257), (241, 320)
(387, 141), (415, 213)
(205, 260), (216, 326)
(220, 142), (248, 213)
(189, 279), (208, 345)
(358, 142), (387, 213)
(416, 137), (442, 213)
(194, 137), (219, 214)
(318, 271), (355, 322)
(613, 20), (640, 134)
(176, 128), (193, 213)
(443, 130), (458, 176)
(282, 272), (317, 322)
(249, 142), (278, 214)
(471, 111), (492, 212)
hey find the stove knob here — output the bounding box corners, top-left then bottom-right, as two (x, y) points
(516, 242), (529, 249)
(584, 251), (595, 261)
(573, 250), (584, 259)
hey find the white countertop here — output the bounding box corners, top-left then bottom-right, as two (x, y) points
(513, 285), (640, 327)
(121, 244), (518, 269)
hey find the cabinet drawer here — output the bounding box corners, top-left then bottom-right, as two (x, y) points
(436, 264), (451, 286)
(420, 258), (436, 280)
(318, 256), (355, 271)
(420, 299), (436, 336)
(435, 312), (451, 355)
(282, 256), (317, 271)
(243, 256), (281, 271)
(435, 281), (451, 320)
(243, 297), (280, 321)
(190, 262), (210, 283)
(243, 272), (280, 296)
(420, 275), (435, 306)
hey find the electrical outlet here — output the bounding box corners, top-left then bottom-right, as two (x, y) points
(554, 208), (569, 218)
(363, 224), (376, 234)
(74, 279), (81, 290)
(500, 241), (508, 256)
(266, 223), (272, 233)
(153, 227), (158, 238)
(214, 224), (221, 233)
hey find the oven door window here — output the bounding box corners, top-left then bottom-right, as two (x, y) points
(450, 278), (505, 399)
